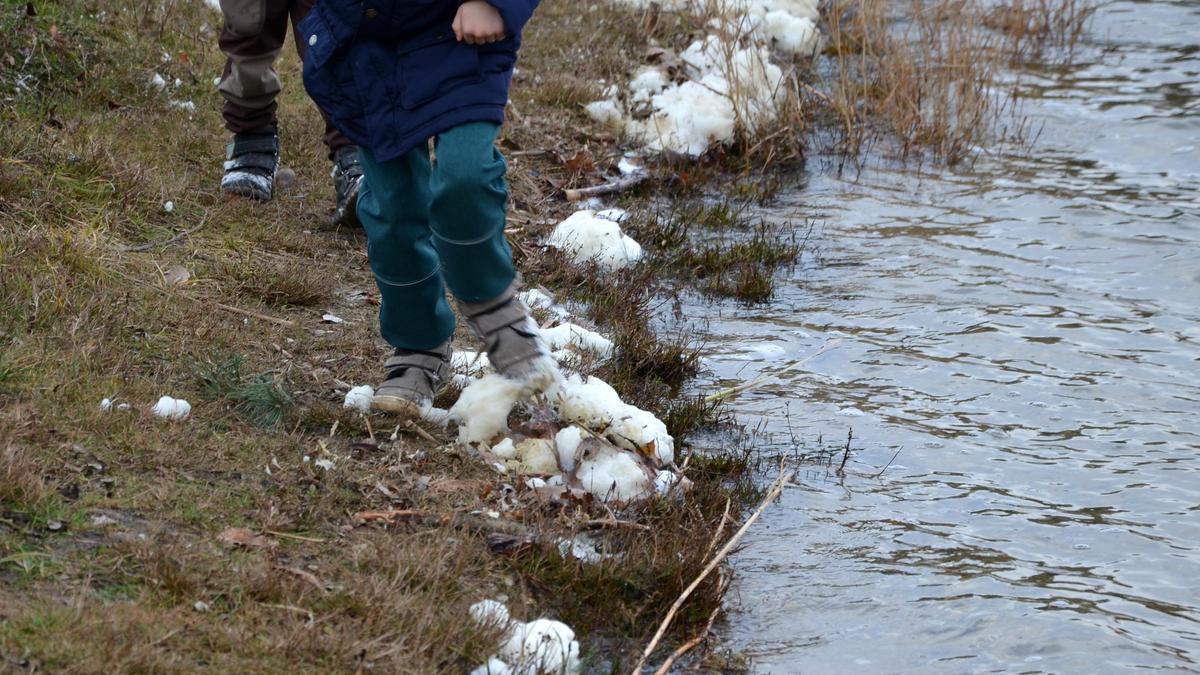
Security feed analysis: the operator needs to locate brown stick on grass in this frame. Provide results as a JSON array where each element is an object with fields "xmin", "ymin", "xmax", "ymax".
[
  {"xmin": 630, "ymin": 461, "xmax": 793, "ymax": 674},
  {"xmin": 564, "ymin": 173, "xmax": 648, "ymax": 201}
]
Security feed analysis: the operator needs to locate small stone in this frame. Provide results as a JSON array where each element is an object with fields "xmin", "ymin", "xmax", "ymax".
[
  {"xmin": 46, "ymin": 520, "xmax": 64, "ymax": 532},
  {"xmin": 276, "ymin": 167, "xmax": 296, "ymax": 188},
  {"xmin": 193, "ymin": 600, "xmax": 210, "ymax": 612}
]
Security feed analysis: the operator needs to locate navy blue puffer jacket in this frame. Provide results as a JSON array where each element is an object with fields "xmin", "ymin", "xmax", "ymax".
[{"xmin": 300, "ymin": 0, "xmax": 539, "ymax": 162}]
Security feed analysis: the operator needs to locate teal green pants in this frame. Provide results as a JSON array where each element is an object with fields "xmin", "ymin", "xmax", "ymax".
[{"xmin": 357, "ymin": 122, "xmax": 515, "ymax": 351}]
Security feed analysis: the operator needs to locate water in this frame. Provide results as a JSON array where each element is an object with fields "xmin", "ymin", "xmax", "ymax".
[{"xmin": 698, "ymin": 2, "xmax": 1200, "ymax": 671}]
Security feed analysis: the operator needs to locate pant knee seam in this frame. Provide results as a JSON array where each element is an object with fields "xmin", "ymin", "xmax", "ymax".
[
  {"xmin": 431, "ymin": 223, "xmax": 505, "ymax": 247},
  {"xmin": 375, "ymin": 265, "xmax": 441, "ymax": 288}
]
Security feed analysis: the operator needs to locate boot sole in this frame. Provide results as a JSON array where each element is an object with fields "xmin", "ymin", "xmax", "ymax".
[
  {"xmin": 221, "ymin": 183, "xmax": 273, "ymax": 202},
  {"xmin": 332, "ymin": 181, "xmax": 361, "ymax": 227},
  {"xmin": 371, "ymin": 394, "xmax": 422, "ymax": 418}
]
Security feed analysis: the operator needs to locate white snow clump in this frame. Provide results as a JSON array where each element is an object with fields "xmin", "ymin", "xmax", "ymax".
[
  {"xmin": 343, "ymin": 385, "xmax": 374, "ymax": 412},
  {"xmin": 576, "ymin": 440, "xmax": 656, "ymax": 502},
  {"xmin": 545, "ymin": 210, "xmax": 643, "ymax": 270},
  {"xmin": 469, "ymin": 600, "xmax": 581, "ymax": 675},
  {"xmin": 587, "ymin": 0, "xmax": 821, "ymax": 156},
  {"xmin": 469, "ymin": 657, "xmax": 513, "ymax": 675},
  {"xmin": 451, "ymin": 374, "xmax": 527, "ymax": 445},
  {"xmin": 553, "ymin": 374, "xmax": 674, "ymax": 465},
  {"xmin": 538, "ymin": 323, "xmax": 614, "ymax": 359},
  {"xmin": 152, "ymin": 396, "xmax": 191, "ymax": 420}
]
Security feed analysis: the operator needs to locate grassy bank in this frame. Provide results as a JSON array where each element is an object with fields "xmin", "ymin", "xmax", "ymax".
[
  {"xmin": 0, "ymin": 0, "xmax": 1093, "ymax": 671},
  {"xmin": 0, "ymin": 1, "xmax": 787, "ymax": 672}
]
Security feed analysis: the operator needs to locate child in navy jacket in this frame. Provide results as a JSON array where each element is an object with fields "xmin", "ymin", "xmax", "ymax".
[{"xmin": 301, "ymin": 0, "xmax": 550, "ymax": 414}]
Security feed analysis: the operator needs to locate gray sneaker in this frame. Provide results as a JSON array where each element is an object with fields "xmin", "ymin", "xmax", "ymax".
[
  {"xmin": 373, "ymin": 341, "xmax": 452, "ymax": 416},
  {"xmin": 456, "ymin": 283, "xmax": 556, "ymax": 388}
]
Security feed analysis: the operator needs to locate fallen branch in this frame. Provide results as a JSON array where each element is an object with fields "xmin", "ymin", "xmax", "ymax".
[
  {"xmin": 278, "ymin": 565, "xmax": 327, "ymax": 592},
  {"xmin": 262, "ymin": 603, "xmax": 314, "ymax": 624},
  {"xmin": 652, "ymin": 573, "xmax": 728, "ymax": 675},
  {"xmin": 630, "ymin": 462, "xmax": 792, "ymax": 675},
  {"xmin": 264, "ymin": 530, "xmax": 326, "ymax": 543},
  {"xmin": 582, "ymin": 518, "xmax": 652, "ymax": 532},
  {"xmin": 403, "ymin": 419, "xmax": 440, "ymax": 444},
  {"xmin": 351, "ymin": 509, "xmax": 531, "ymax": 537},
  {"xmin": 106, "ymin": 268, "xmax": 298, "ymax": 328},
  {"xmin": 564, "ymin": 172, "xmax": 648, "ymax": 202},
  {"xmin": 351, "ymin": 509, "xmax": 426, "ymax": 525},
  {"xmin": 212, "ymin": 301, "xmax": 296, "ymax": 327}
]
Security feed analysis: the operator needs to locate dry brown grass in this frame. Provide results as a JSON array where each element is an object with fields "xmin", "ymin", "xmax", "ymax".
[{"xmin": 817, "ymin": 0, "xmax": 1094, "ymax": 165}]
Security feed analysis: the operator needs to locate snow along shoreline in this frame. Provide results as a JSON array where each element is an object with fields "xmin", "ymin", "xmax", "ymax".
[{"xmin": 586, "ymin": 0, "xmax": 821, "ymax": 157}]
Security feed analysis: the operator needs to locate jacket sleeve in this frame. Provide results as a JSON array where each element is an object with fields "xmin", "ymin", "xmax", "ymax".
[{"xmin": 485, "ymin": 0, "xmax": 540, "ymax": 35}]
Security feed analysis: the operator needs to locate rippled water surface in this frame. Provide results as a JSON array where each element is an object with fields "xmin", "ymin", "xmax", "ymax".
[{"xmin": 698, "ymin": 2, "xmax": 1200, "ymax": 671}]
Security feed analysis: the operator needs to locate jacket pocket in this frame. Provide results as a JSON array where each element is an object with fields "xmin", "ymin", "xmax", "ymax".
[
  {"xmin": 299, "ymin": 10, "xmax": 364, "ymax": 138},
  {"xmin": 478, "ymin": 36, "xmax": 519, "ymax": 75},
  {"xmin": 218, "ymin": 0, "xmax": 265, "ymax": 38},
  {"xmin": 398, "ymin": 33, "xmax": 481, "ymax": 110}
]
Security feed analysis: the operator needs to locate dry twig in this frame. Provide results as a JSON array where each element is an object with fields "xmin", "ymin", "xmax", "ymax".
[
  {"xmin": 652, "ymin": 573, "xmax": 729, "ymax": 675},
  {"xmin": 564, "ymin": 173, "xmax": 648, "ymax": 201},
  {"xmin": 630, "ymin": 462, "xmax": 792, "ymax": 675}
]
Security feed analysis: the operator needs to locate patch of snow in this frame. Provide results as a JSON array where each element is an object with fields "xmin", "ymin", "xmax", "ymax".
[
  {"xmin": 150, "ymin": 72, "xmax": 167, "ymax": 89},
  {"xmin": 655, "ymin": 470, "xmax": 681, "ymax": 495},
  {"xmin": 553, "ymin": 374, "xmax": 674, "ymax": 464},
  {"xmin": 343, "ymin": 385, "xmax": 374, "ymax": 412},
  {"xmin": 468, "ymin": 598, "xmax": 511, "ymax": 624},
  {"xmin": 545, "ymin": 210, "xmax": 643, "ymax": 271},
  {"xmin": 453, "ymin": 350, "xmax": 492, "ymax": 376},
  {"xmin": 100, "ymin": 398, "xmax": 113, "ymax": 412},
  {"xmin": 321, "ymin": 313, "xmax": 346, "ymax": 324},
  {"xmin": 594, "ymin": 208, "xmax": 628, "ymax": 223},
  {"xmin": 492, "ymin": 437, "xmax": 518, "ymax": 460},
  {"xmin": 163, "ymin": 200, "xmax": 174, "ymax": 213},
  {"xmin": 314, "ymin": 458, "xmax": 335, "ymax": 471},
  {"xmin": 514, "ymin": 438, "xmax": 559, "ymax": 475},
  {"xmin": 576, "ymin": 442, "xmax": 655, "ymax": 503},
  {"xmin": 558, "ymin": 535, "xmax": 605, "ymax": 563},
  {"xmin": 152, "ymin": 396, "xmax": 191, "ymax": 420},
  {"xmin": 500, "ymin": 618, "xmax": 581, "ymax": 674},
  {"xmin": 469, "ymin": 658, "xmax": 513, "ymax": 675},
  {"xmin": 538, "ymin": 323, "xmax": 614, "ymax": 359},
  {"xmin": 584, "ymin": 100, "xmax": 624, "ymax": 129},
  {"xmin": 168, "ymin": 99, "xmax": 196, "ymax": 113},
  {"xmin": 592, "ymin": 0, "xmax": 820, "ymax": 155},
  {"xmin": 617, "ymin": 157, "xmax": 645, "ymax": 176},
  {"xmin": 451, "ymin": 374, "xmax": 526, "ymax": 445},
  {"xmin": 629, "ymin": 67, "xmax": 668, "ymax": 98},
  {"xmin": 554, "ymin": 426, "xmax": 585, "ymax": 474},
  {"xmin": 764, "ymin": 11, "xmax": 819, "ymax": 54}
]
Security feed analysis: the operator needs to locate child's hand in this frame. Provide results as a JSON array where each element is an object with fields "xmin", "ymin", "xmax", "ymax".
[{"xmin": 452, "ymin": 1, "xmax": 506, "ymax": 44}]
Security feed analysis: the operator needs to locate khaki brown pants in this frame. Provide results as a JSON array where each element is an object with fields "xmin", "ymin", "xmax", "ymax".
[{"xmin": 217, "ymin": 0, "xmax": 350, "ymax": 152}]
